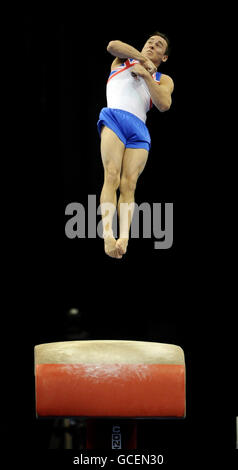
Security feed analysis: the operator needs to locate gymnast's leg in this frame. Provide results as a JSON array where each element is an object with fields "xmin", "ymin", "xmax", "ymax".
[
  {"xmin": 117, "ymin": 147, "xmax": 149, "ymax": 255},
  {"xmin": 100, "ymin": 126, "xmax": 125, "ymax": 258}
]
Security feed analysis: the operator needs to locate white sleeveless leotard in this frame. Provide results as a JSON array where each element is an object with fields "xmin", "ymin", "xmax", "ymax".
[{"xmin": 106, "ymin": 59, "xmax": 161, "ymax": 123}]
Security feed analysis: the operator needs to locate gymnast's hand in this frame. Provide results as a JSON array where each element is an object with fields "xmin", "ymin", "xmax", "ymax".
[
  {"xmin": 131, "ymin": 63, "xmax": 151, "ymax": 79},
  {"xmin": 140, "ymin": 57, "xmax": 157, "ymax": 74}
]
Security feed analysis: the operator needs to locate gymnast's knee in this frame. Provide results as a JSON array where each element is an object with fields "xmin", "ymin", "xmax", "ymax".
[
  {"xmin": 119, "ymin": 174, "xmax": 137, "ymax": 196},
  {"xmin": 104, "ymin": 165, "xmax": 121, "ymax": 190}
]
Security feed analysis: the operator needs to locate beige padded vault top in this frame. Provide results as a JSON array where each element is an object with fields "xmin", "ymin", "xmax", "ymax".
[{"xmin": 34, "ymin": 340, "xmax": 185, "ymax": 366}]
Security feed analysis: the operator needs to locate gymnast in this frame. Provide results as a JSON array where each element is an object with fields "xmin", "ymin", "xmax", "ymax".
[{"xmin": 97, "ymin": 32, "xmax": 174, "ymax": 258}]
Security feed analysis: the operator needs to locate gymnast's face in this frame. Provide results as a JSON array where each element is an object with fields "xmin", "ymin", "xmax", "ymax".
[{"xmin": 141, "ymin": 36, "xmax": 168, "ymax": 67}]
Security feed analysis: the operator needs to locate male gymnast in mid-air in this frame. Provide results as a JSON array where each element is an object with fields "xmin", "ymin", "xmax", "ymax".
[{"xmin": 97, "ymin": 32, "xmax": 174, "ymax": 258}]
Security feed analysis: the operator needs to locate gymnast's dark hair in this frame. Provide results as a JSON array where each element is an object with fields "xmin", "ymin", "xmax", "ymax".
[{"xmin": 149, "ymin": 31, "xmax": 170, "ymax": 56}]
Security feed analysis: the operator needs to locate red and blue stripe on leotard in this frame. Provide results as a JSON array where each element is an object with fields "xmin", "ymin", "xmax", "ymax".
[
  {"xmin": 108, "ymin": 59, "xmax": 162, "ymax": 83},
  {"xmin": 107, "ymin": 59, "xmax": 139, "ymax": 82}
]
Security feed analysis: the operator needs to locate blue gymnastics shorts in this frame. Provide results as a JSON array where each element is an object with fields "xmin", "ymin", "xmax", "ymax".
[{"xmin": 97, "ymin": 108, "xmax": 151, "ymax": 151}]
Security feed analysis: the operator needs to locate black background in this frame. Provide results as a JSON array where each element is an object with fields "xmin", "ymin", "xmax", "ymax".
[{"xmin": 20, "ymin": 6, "xmax": 237, "ymax": 464}]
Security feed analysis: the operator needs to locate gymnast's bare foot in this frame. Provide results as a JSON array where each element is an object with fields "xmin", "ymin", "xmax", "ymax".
[
  {"xmin": 104, "ymin": 236, "xmax": 122, "ymax": 259},
  {"xmin": 116, "ymin": 238, "xmax": 129, "ymax": 257}
]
